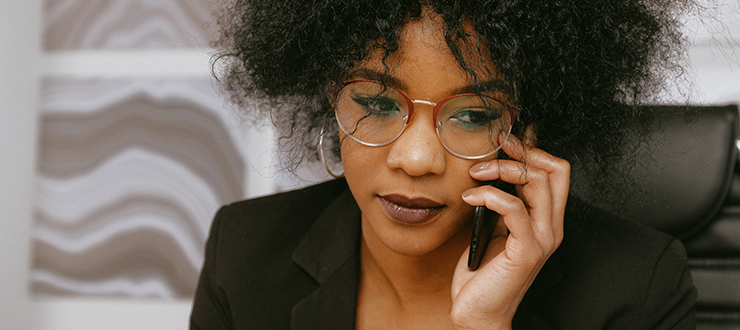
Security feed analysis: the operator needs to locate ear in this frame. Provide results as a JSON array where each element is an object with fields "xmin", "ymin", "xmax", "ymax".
[{"xmin": 522, "ymin": 122, "xmax": 538, "ymax": 148}]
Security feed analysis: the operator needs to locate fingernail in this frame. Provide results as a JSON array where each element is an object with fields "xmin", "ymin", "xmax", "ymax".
[
  {"xmin": 462, "ymin": 188, "xmax": 474, "ymax": 198},
  {"xmin": 470, "ymin": 162, "xmax": 488, "ymax": 173}
]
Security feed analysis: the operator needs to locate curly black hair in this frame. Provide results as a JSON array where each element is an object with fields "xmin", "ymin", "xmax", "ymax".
[{"xmin": 212, "ymin": 0, "xmax": 696, "ymax": 200}]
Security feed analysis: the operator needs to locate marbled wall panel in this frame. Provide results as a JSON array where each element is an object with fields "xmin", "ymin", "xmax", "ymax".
[
  {"xmin": 44, "ymin": 0, "xmax": 216, "ymax": 50},
  {"xmin": 33, "ymin": 78, "xmax": 248, "ymax": 299}
]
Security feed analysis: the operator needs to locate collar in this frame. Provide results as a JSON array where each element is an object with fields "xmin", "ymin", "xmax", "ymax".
[{"xmin": 290, "ymin": 186, "xmax": 362, "ymax": 329}]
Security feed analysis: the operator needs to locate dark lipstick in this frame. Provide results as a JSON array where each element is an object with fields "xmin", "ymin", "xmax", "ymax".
[{"xmin": 379, "ymin": 194, "xmax": 445, "ymax": 224}]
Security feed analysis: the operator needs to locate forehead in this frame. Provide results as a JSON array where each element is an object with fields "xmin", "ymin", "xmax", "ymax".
[{"xmin": 348, "ymin": 9, "xmax": 500, "ymax": 98}]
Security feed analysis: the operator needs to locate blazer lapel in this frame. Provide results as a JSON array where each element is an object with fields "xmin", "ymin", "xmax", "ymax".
[
  {"xmin": 290, "ymin": 188, "xmax": 362, "ymax": 329},
  {"xmin": 288, "ymin": 182, "xmax": 566, "ymax": 330}
]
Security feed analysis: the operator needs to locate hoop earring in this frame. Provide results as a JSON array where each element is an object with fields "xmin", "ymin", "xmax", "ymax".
[{"xmin": 319, "ymin": 124, "xmax": 344, "ymax": 178}]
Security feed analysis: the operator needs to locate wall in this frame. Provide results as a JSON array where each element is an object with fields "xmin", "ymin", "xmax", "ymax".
[
  {"xmin": 686, "ymin": 1, "xmax": 740, "ymax": 105},
  {"xmin": 0, "ymin": 1, "xmax": 41, "ymax": 329}
]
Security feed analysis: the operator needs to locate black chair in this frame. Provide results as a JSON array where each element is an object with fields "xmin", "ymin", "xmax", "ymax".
[{"xmin": 573, "ymin": 104, "xmax": 740, "ymax": 329}]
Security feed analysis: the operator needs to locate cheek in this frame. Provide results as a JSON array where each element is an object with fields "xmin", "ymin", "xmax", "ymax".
[
  {"xmin": 340, "ymin": 135, "xmax": 383, "ymax": 189},
  {"xmin": 340, "ymin": 138, "xmax": 390, "ymax": 226},
  {"xmin": 339, "ymin": 133, "xmax": 369, "ymax": 173}
]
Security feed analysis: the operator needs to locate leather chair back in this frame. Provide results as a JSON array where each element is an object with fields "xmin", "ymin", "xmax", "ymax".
[{"xmin": 573, "ymin": 104, "xmax": 739, "ymax": 329}]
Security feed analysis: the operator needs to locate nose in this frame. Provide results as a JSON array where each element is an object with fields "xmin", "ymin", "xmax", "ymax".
[{"xmin": 386, "ymin": 105, "xmax": 446, "ymax": 176}]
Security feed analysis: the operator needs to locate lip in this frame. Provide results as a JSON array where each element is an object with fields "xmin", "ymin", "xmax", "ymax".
[{"xmin": 379, "ymin": 194, "xmax": 446, "ymax": 225}]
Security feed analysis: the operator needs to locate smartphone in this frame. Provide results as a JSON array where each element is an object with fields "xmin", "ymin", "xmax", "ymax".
[
  {"xmin": 467, "ymin": 158, "xmax": 514, "ymax": 270},
  {"xmin": 467, "ymin": 185, "xmax": 500, "ymax": 270}
]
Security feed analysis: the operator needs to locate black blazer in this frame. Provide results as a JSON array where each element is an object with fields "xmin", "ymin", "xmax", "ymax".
[{"xmin": 190, "ymin": 178, "xmax": 696, "ymax": 329}]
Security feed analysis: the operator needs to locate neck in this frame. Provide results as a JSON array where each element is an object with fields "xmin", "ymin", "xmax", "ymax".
[
  {"xmin": 356, "ymin": 217, "xmax": 472, "ymax": 329},
  {"xmin": 359, "ymin": 218, "xmax": 472, "ymax": 304}
]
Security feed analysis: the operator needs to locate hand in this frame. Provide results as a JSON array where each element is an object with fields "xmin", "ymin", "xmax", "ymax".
[{"xmin": 449, "ymin": 126, "xmax": 571, "ymax": 330}]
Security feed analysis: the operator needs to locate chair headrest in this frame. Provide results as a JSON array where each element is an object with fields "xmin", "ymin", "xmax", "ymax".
[{"xmin": 574, "ymin": 105, "xmax": 738, "ymax": 239}]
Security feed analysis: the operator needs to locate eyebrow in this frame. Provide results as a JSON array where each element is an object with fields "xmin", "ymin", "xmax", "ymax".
[
  {"xmin": 347, "ymin": 68, "xmax": 409, "ymax": 91},
  {"xmin": 347, "ymin": 67, "xmax": 510, "ymax": 97},
  {"xmin": 451, "ymin": 79, "xmax": 511, "ymax": 96}
]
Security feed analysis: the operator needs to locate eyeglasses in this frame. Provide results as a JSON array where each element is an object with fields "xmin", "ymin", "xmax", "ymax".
[{"xmin": 332, "ymin": 80, "xmax": 518, "ymax": 159}]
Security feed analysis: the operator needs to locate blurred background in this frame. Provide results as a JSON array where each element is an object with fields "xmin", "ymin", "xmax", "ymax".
[{"xmin": 1, "ymin": 0, "xmax": 739, "ymax": 329}]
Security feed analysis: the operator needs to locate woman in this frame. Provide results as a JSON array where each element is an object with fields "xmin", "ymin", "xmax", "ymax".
[{"xmin": 191, "ymin": 0, "xmax": 697, "ymax": 329}]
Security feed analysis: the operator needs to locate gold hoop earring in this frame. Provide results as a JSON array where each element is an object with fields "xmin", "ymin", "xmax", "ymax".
[{"xmin": 319, "ymin": 124, "xmax": 344, "ymax": 178}]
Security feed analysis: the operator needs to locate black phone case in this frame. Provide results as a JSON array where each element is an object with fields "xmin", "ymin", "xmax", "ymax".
[
  {"xmin": 467, "ymin": 173, "xmax": 514, "ymax": 270},
  {"xmin": 466, "ymin": 151, "xmax": 512, "ymax": 270},
  {"xmin": 468, "ymin": 204, "xmax": 498, "ymax": 270}
]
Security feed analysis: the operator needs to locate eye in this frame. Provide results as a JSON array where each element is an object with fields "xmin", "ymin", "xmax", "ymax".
[
  {"xmin": 448, "ymin": 107, "xmax": 504, "ymax": 131},
  {"xmin": 351, "ymin": 94, "xmax": 401, "ymax": 118}
]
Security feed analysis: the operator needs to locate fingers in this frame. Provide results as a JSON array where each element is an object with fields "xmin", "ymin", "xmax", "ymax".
[
  {"xmin": 450, "ymin": 128, "xmax": 570, "ymax": 327},
  {"xmin": 463, "ymin": 132, "xmax": 570, "ymax": 253},
  {"xmin": 475, "ymin": 133, "xmax": 570, "ymax": 215},
  {"xmin": 462, "ymin": 184, "xmax": 550, "ymax": 262},
  {"xmin": 463, "ymin": 184, "xmax": 537, "ymax": 242},
  {"xmin": 504, "ymin": 132, "xmax": 571, "ymax": 223}
]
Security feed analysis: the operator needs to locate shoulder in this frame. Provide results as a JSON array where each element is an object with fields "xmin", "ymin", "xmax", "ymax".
[
  {"xmin": 534, "ymin": 195, "xmax": 696, "ymax": 329},
  {"xmin": 559, "ymin": 195, "xmax": 685, "ymax": 278},
  {"xmin": 209, "ymin": 178, "xmax": 350, "ymax": 265},
  {"xmin": 191, "ymin": 178, "xmax": 352, "ymax": 329}
]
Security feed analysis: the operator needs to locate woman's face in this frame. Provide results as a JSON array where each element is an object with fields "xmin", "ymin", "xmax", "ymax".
[{"xmin": 340, "ymin": 12, "xmax": 503, "ymax": 257}]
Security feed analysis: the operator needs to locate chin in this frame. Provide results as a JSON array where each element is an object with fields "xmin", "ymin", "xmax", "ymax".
[
  {"xmin": 386, "ymin": 238, "xmax": 444, "ymax": 257},
  {"xmin": 376, "ymin": 220, "xmax": 471, "ymax": 258}
]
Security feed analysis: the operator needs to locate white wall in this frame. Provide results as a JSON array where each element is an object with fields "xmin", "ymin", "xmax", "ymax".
[
  {"xmin": 685, "ymin": 0, "xmax": 740, "ymax": 105},
  {"xmin": 0, "ymin": 1, "xmax": 41, "ymax": 329}
]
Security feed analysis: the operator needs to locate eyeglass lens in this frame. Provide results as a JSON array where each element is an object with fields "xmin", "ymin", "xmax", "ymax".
[{"xmin": 334, "ymin": 80, "xmax": 513, "ymax": 159}]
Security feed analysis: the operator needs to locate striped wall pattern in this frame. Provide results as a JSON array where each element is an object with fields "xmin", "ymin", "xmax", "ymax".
[
  {"xmin": 44, "ymin": 0, "xmax": 216, "ymax": 50},
  {"xmin": 35, "ymin": 0, "xmax": 243, "ymax": 300},
  {"xmin": 35, "ymin": 0, "xmax": 322, "ymax": 300},
  {"xmin": 33, "ymin": 78, "xmax": 250, "ymax": 299}
]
